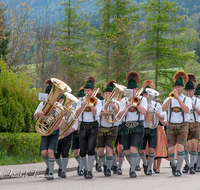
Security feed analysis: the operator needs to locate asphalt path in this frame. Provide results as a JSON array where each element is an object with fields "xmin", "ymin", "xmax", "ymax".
[{"xmin": 1, "ymin": 159, "xmax": 200, "ymax": 190}]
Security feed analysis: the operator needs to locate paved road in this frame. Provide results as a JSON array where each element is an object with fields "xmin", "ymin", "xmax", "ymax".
[{"xmin": 1, "ymin": 159, "xmax": 200, "ymax": 190}]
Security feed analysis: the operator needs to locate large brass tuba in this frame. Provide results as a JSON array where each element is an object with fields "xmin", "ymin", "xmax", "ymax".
[
  {"xmin": 145, "ymin": 88, "xmax": 160, "ymax": 129},
  {"xmin": 104, "ymin": 83, "xmax": 125, "ymax": 124},
  {"xmin": 59, "ymin": 92, "xmax": 78, "ymax": 140},
  {"xmin": 35, "ymin": 78, "xmax": 71, "ymax": 136}
]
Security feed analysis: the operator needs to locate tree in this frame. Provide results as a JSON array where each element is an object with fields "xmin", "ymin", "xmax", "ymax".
[
  {"xmin": 195, "ymin": 39, "xmax": 200, "ymax": 64},
  {"xmin": 55, "ymin": 0, "xmax": 98, "ymax": 93},
  {"xmin": 139, "ymin": 0, "xmax": 197, "ymax": 92},
  {"xmin": 0, "ymin": 3, "xmax": 10, "ymax": 61}
]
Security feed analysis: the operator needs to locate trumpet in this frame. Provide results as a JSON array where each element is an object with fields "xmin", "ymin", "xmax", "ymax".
[{"xmin": 169, "ymin": 90, "xmax": 178, "ymax": 99}]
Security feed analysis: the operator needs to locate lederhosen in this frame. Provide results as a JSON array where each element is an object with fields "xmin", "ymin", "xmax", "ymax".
[
  {"xmin": 140, "ymin": 102, "xmax": 158, "ymax": 150},
  {"xmin": 98, "ymin": 101, "xmax": 118, "ymax": 149},
  {"xmin": 167, "ymin": 97, "xmax": 188, "ymax": 147},
  {"xmin": 79, "ymin": 106, "xmax": 98, "ymax": 157},
  {"xmin": 122, "ymin": 97, "xmax": 144, "ymax": 150},
  {"xmin": 188, "ymin": 98, "xmax": 199, "ymax": 141}
]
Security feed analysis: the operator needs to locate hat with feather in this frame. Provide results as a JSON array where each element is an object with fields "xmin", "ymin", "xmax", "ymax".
[
  {"xmin": 84, "ymin": 76, "xmax": 96, "ymax": 89},
  {"xmin": 194, "ymin": 82, "xmax": 200, "ymax": 96},
  {"xmin": 184, "ymin": 73, "xmax": 196, "ymax": 90},
  {"xmin": 77, "ymin": 86, "xmax": 85, "ymax": 97},
  {"xmin": 126, "ymin": 71, "xmax": 140, "ymax": 89},
  {"xmin": 141, "ymin": 80, "xmax": 155, "ymax": 94},
  {"xmin": 96, "ymin": 92, "xmax": 104, "ymax": 100},
  {"xmin": 173, "ymin": 71, "xmax": 188, "ymax": 87},
  {"xmin": 103, "ymin": 80, "xmax": 116, "ymax": 93}
]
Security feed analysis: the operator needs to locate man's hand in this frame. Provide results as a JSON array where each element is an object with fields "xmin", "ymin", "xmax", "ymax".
[
  {"xmin": 156, "ymin": 112, "xmax": 161, "ymax": 118},
  {"xmin": 172, "ymin": 89, "xmax": 179, "ymax": 99},
  {"xmin": 126, "ymin": 103, "xmax": 132, "ymax": 109},
  {"xmin": 103, "ymin": 109, "xmax": 110, "ymax": 116},
  {"xmin": 64, "ymin": 131, "xmax": 70, "ymax": 137},
  {"xmin": 53, "ymin": 125, "xmax": 60, "ymax": 131},
  {"xmin": 37, "ymin": 111, "xmax": 45, "ymax": 119},
  {"xmin": 109, "ymin": 102, "xmax": 115, "ymax": 109}
]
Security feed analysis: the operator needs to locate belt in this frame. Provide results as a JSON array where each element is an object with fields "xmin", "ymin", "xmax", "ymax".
[
  {"xmin": 84, "ymin": 107, "xmax": 91, "ymax": 112},
  {"xmin": 125, "ymin": 121, "xmax": 143, "ymax": 128},
  {"xmin": 171, "ymin": 107, "xmax": 182, "ymax": 113},
  {"xmin": 128, "ymin": 107, "xmax": 137, "ymax": 112}
]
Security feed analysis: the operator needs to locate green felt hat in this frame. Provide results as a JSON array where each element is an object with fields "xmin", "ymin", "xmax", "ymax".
[
  {"xmin": 84, "ymin": 76, "xmax": 95, "ymax": 89},
  {"xmin": 142, "ymin": 86, "xmax": 150, "ymax": 94},
  {"xmin": 77, "ymin": 89, "xmax": 85, "ymax": 97},
  {"xmin": 126, "ymin": 71, "xmax": 139, "ymax": 89},
  {"xmin": 184, "ymin": 73, "xmax": 196, "ymax": 90},
  {"xmin": 103, "ymin": 80, "xmax": 116, "ymax": 93},
  {"xmin": 173, "ymin": 71, "xmax": 188, "ymax": 87},
  {"xmin": 173, "ymin": 77, "xmax": 184, "ymax": 87},
  {"xmin": 184, "ymin": 81, "xmax": 195, "ymax": 90},
  {"xmin": 45, "ymin": 85, "xmax": 52, "ymax": 94},
  {"xmin": 194, "ymin": 87, "xmax": 200, "ymax": 96}
]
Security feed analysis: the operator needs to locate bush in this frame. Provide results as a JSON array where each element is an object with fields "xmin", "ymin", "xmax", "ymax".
[
  {"xmin": 0, "ymin": 133, "xmax": 41, "ymax": 156},
  {"xmin": 0, "ymin": 58, "xmax": 39, "ymax": 132}
]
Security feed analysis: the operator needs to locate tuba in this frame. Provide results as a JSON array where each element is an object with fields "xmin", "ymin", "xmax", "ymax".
[
  {"xmin": 35, "ymin": 78, "xmax": 71, "ymax": 136},
  {"xmin": 104, "ymin": 83, "xmax": 125, "ymax": 124},
  {"xmin": 145, "ymin": 88, "xmax": 160, "ymax": 129},
  {"xmin": 59, "ymin": 92, "xmax": 78, "ymax": 140}
]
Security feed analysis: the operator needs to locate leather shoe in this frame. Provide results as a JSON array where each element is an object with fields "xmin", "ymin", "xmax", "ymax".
[
  {"xmin": 84, "ymin": 170, "xmax": 88, "ymax": 179},
  {"xmin": 105, "ymin": 169, "xmax": 111, "ymax": 177},
  {"xmin": 96, "ymin": 163, "xmax": 98, "ymax": 171},
  {"xmin": 190, "ymin": 167, "xmax": 195, "ymax": 174},
  {"xmin": 87, "ymin": 171, "xmax": 93, "ymax": 179},
  {"xmin": 135, "ymin": 165, "xmax": 141, "ymax": 171},
  {"xmin": 196, "ymin": 166, "xmax": 200, "ymax": 172},
  {"xmin": 78, "ymin": 170, "xmax": 83, "ymax": 176},
  {"xmin": 146, "ymin": 170, "xmax": 152, "ymax": 175},
  {"xmin": 97, "ymin": 165, "xmax": 102, "ymax": 172},
  {"xmin": 61, "ymin": 172, "xmax": 66, "ymax": 178},
  {"xmin": 174, "ymin": 170, "xmax": 181, "ymax": 177},
  {"xmin": 58, "ymin": 168, "xmax": 62, "ymax": 177},
  {"xmin": 113, "ymin": 166, "xmax": 118, "ymax": 174},
  {"xmin": 129, "ymin": 171, "xmax": 137, "ymax": 178},
  {"xmin": 143, "ymin": 164, "xmax": 148, "ymax": 174},
  {"xmin": 103, "ymin": 165, "xmax": 107, "ymax": 175},
  {"xmin": 182, "ymin": 164, "xmax": 189, "ymax": 173},
  {"xmin": 194, "ymin": 163, "xmax": 197, "ymax": 171},
  {"xmin": 117, "ymin": 168, "xmax": 122, "ymax": 175},
  {"xmin": 171, "ymin": 165, "xmax": 177, "ymax": 176}
]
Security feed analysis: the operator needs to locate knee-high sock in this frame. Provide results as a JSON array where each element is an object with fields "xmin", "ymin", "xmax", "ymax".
[
  {"xmin": 197, "ymin": 152, "xmax": 200, "ymax": 167},
  {"xmin": 75, "ymin": 156, "xmax": 83, "ymax": 171},
  {"xmin": 130, "ymin": 153, "xmax": 139, "ymax": 172},
  {"xmin": 118, "ymin": 152, "xmax": 124, "ymax": 169},
  {"xmin": 88, "ymin": 155, "xmax": 95, "ymax": 172},
  {"xmin": 125, "ymin": 154, "xmax": 131, "ymax": 166},
  {"xmin": 177, "ymin": 151, "xmax": 185, "ymax": 171},
  {"xmin": 99, "ymin": 154, "xmax": 107, "ymax": 166},
  {"xmin": 137, "ymin": 156, "xmax": 141, "ymax": 166},
  {"xmin": 81, "ymin": 156, "xmax": 88, "ymax": 171},
  {"xmin": 139, "ymin": 152, "xmax": 147, "ymax": 166},
  {"xmin": 147, "ymin": 153, "xmax": 155, "ymax": 171},
  {"xmin": 112, "ymin": 152, "xmax": 117, "ymax": 166},
  {"xmin": 49, "ymin": 157, "xmax": 55, "ymax": 174},
  {"xmin": 95, "ymin": 151, "xmax": 99, "ymax": 163},
  {"xmin": 106, "ymin": 156, "xmax": 113, "ymax": 170},
  {"xmin": 190, "ymin": 151, "xmax": 198, "ymax": 168},
  {"xmin": 185, "ymin": 149, "xmax": 190, "ymax": 166},
  {"xmin": 62, "ymin": 157, "xmax": 68, "ymax": 173},
  {"xmin": 42, "ymin": 155, "xmax": 49, "ymax": 168},
  {"xmin": 168, "ymin": 152, "xmax": 176, "ymax": 166},
  {"xmin": 55, "ymin": 157, "xmax": 62, "ymax": 169}
]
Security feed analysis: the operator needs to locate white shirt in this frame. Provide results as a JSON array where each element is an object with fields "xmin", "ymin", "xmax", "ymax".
[
  {"xmin": 188, "ymin": 96, "xmax": 200, "ymax": 123},
  {"xmin": 76, "ymin": 96, "xmax": 102, "ymax": 122},
  {"xmin": 163, "ymin": 94, "xmax": 192, "ymax": 123},
  {"xmin": 119, "ymin": 96, "xmax": 147, "ymax": 122},
  {"xmin": 144, "ymin": 100, "xmax": 164, "ymax": 128},
  {"xmin": 100, "ymin": 99, "xmax": 120, "ymax": 128}
]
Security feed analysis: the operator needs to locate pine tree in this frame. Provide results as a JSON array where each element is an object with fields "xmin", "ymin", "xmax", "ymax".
[
  {"xmin": 139, "ymin": 0, "xmax": 196, "ymax": 92},
  {"xmin": 195, "ymin": 39, "xmax": 200, "ymax": 63}
]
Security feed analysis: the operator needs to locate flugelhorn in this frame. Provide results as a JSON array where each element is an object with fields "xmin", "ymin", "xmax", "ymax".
[
  {"xmin": 169, "ymin": 90, "xmax": 178, "ymax": 99},
  {"xmin": 35, "ymin": 78, "xmax": 71, "ymax": 136}
]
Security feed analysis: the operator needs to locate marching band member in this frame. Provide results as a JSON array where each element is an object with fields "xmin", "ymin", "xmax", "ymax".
[
  {"xmin": 183, "ymin": 74, "xmax": 200, "ymax": 174},
  {"xmin": 139, "ymin": 80, "xmax": 164, "ymax": 175},
  {"xmin": 118, "ymin": 71, "xmax": 147, "ymax": 178},
  {"xmin": 34, "ymin": 80, "xmax": 64, "ymax": 180},
  {"xmin": 75, "ymin": 76, "xmax": 102, "ymax": 179},
  {"xmin": 97, "ymin": 80, "xmax": 119, "ymax": 177},
  {"xmin": 162, "ymin": 71, "xmax": 192, "ymax": 177}
]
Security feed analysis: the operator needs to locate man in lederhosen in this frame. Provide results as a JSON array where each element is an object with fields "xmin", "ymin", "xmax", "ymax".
[
  {"xmin": 139, "ymin": 80, "xmax": 164, "ymax": 175},
  {"xmin": 182, "ymin": 74, "xmax": 200, "ymax": 174},
  {"xmin": 118, "ymin": 71, "xmax": 147, "ymax": 178},
  {"xmin": 162, "ymin": 71, "xmax": 192, "ymax": 177},
  {"xmin": 75, "ymin": 76, "xmax": 102, "ymax": 179},
  {"xmin": 97, "ymin": 80, "xmax": 119, "ymax": 177}
]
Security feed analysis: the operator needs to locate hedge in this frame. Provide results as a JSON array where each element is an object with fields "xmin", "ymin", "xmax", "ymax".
[{"xmin": 0, "ymin": 133, "xmax": 41, "ymax": 157}]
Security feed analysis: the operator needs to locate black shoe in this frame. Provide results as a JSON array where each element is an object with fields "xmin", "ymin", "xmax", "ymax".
[
  {"xmin": 78, "ymin": 170, "xmax": 83, "ymax": 176},
  {"xmin": 153, "ymin": 169, "xmax": 156, "ymax": 173},
  {"xmin": 84, "ymin": 170, "xmax": 88, "ymax": 179},
  {"xmin": 45, "ymin": 168, "xmax": 49, "ymax": 178},
  {"xmin": 146, "ymin": 170, "xmax": 152, "ymax": 175},
  {"xmin": 117, "ymin": 168, "xmax": 122, "ymax": 175},
  {"xmin": 171, "ymin": 165, "xmax": 177, "ymax": 176},
  {"xmin": 135, "ymin": 165, "xmax": 141, "ymax": 171},
  {"xmin": 143, "ymin": 164, "xmax": 148, "ymax": 174},
  {"xmin": 190, "ymin": 167, "xmax": 195, "ymax": 174},
  {"xmin": 111, "ymin": 165, "xmax": 114, "ymax": 170},
  {"xmin": 113, "ymin": 166, "xmax": 118, "ymax": 174},
  {"xmin": 103, "ymin": 165, "xmax": 107, "ymax": 175},
  {"xmin": 105, "ymin": 169, "xmax": 111, "ymax": 177},
  {"xmin": 87, "ymin": 171, "xmax": 93, "ymax": 179},
  {"xmin": 58, "ymin": 168, "xmax": 62, "ymax": 177},
  {"xmin": 196, "ymin": 166, "xmax": 200, "ymax": 172},
  {"xmin": 194, "ymin": 163, "xmax": 197, "ymax": 171},
  {"xmin": 175, "ymin": 170, "xmax": 181, "ymax": 177},
  {"xmin": 77, "ymin": 166, "xmax": 80, "ymax": 175},
  {"xmin": 182, "ymin": 164, "xmax": 189, "ymax": 173},
  {"xmin": 97, "ymin": 165, "xmax": 102, "ymax": 172},
  {"xmin": 129, "ymin": 171, "xmax": 137, "ymax": 178},
  {"xmin": 96, "ymin": 163, "xmax": 98, "ymax": 171},
  {"xmin": 155, "ymin": 171, "xmax": 160, "ymax": 173},
  {"xmin": 47, "ymin": 172, "xmax": 54, "ymax": 180},
  {"xmin": 61, "ymin": 172, "xmax": 66, "ymax": 178}
]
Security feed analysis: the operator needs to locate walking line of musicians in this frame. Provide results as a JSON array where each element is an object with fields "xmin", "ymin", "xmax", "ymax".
[{"xmin": 34, "ymin": 70, "xmax": 200, "ymax": 180}]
